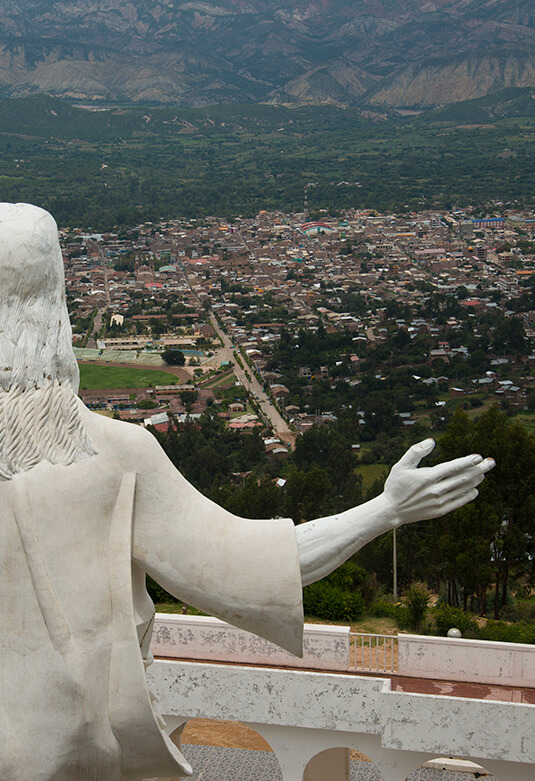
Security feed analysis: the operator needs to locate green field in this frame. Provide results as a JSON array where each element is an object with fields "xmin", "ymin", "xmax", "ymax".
[
  {"xmin": 511, "ymin": 410, "xmax": 535, "ymax": 435},
  {"xmin": 78, "ymin": 363, "xmax": 178, "ymax": 390},
  {"xmin": 355, "ymin": 462, "xmax": 388, "ymax": 490}
]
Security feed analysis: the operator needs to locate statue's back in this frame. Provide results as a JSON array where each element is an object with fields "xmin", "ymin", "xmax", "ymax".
[{"xmin": 0, "ymin": 461, "xmax": 183, "ymax": 781}]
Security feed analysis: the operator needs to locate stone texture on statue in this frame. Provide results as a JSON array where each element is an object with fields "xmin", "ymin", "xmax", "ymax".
[
  {"xmin": 0, "ymin": 203, "xmax": 494, "ymax": 781},
  {"xmin": 0, "ymin": 204, "xmax": 304, "ymax": 780}
]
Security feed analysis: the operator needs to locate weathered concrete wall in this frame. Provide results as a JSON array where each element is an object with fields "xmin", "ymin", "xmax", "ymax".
[
  {"xmin": 148, "ymin": 659, "xmax": 535, "ymax": 780},
  {"xmin": 398, "ymin": 633, "xmax": 535, "ymax": 687},
  {"xmin": 151, "ymin": 614, "xmax": 350, "ymax": 671}
]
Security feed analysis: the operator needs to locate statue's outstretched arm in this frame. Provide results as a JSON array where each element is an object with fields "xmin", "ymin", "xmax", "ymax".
[
  {"xmin": 296, "ymin": 438, "xmax": 495, "ymax": 586},
  {"xmin": 127, "ymin": 426, "xmax": 492, "ymax": 652},
  {"xmin": 130, "ymin": 426, "xmax": 492, "ymax": 599}
]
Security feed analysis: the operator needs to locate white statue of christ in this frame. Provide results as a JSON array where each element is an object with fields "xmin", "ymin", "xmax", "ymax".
[{"xmin": 0, "ymin": 203, "xmax": 494, "ymax": 781}]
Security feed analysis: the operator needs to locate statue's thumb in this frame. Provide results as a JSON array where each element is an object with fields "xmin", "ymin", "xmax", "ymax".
[{"xmin": 398, "ymin": 438, "xmax": 435, "ymax": 469}]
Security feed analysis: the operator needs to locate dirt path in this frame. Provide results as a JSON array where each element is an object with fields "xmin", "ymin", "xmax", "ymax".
[
  {"xmin": 182, "ymin": 719, "xmax": 271, "ymax": 750},
  {"xmin": 180, "ymin": 719, "xmax": 371, "ymax": 763}
]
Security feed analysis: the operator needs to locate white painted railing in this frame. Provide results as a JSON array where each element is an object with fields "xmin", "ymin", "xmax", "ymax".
[
  {"xmin": 349, "ymin": 632, "xmax": 398, "ymax": 673},
  {"xmin": 152, "ymin": 616, "xmax": 400, "ymax": 675}
]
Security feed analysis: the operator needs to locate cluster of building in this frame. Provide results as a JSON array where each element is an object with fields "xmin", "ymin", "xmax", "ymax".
[{"xmin": 63, "ymin": 206, "xmax": 535, "ymax": 434}]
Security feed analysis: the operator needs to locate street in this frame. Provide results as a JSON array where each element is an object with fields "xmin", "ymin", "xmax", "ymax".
[{"xmin": 209, "ymin": 314, "xmax": 295, "ymax": 447}]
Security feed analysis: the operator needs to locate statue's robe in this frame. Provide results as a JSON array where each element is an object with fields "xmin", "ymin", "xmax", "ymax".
[{"xmin": 0, "ymin": 414, "xmax": 303, "ymax": 781}]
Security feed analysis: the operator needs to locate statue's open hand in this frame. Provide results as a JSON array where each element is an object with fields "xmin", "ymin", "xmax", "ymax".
[{"xmin": 383, "ymin": 438, "xmax": 495, "ymax": 527}]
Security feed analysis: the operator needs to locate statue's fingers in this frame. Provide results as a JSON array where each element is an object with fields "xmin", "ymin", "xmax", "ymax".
[
  {"xmin": 432, "ymin": 454, "xmax": 493, "ymax": 481},
  {"xmin": 402, "ymin": 485, "xmax": 481, "ymax": 524},
  {"xmin": 395, "ymin": 438, "xmax": 435, "ymax": 470},
  {"xmin": 435, "ymin": 487, "xmax": 480, "ymax": 516},
  {"xmin": 481, "ymin": 457, "xmax": 496, "ymax": 473},
  {"xmin": 435, "ymin": 469, "xmax": 486, "ymax": 497}
]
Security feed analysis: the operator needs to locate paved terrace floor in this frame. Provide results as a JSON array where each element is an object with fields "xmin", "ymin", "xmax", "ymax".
[
  {"xmin": 178, "ymin": 744, "xmax": 494, "ymax": 781},
  {"xmin": 390, "ymin": 675, "xmax": 535, "ymax": 704}
]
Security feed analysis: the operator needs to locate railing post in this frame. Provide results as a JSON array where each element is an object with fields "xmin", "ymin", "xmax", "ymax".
[{"xmin": 348, "ymin": 632, "xmax": 398, "ymax": 674}]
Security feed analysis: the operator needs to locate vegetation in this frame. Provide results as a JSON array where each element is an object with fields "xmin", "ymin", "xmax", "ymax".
[
  {"xmin": 404, "ymin": 586, "xmax": 430, "ymax": 632},
  {"xmin": 1, "ymin": 95, "xmax": 534, "ymax": 230},
  {"xmin": 78, "ymin": 363, "xmax": 175, "ymax": 389},
  {"xmin": 43, "ymin": 87, "xmax": 535, "ymax": 636},
  {"xmin": 161, "ymin": 349, "xmax": 185, "ymax": 366},
  {"xmin": 146, "ymin": 404, "xmax": 535, "ymax": 638}
]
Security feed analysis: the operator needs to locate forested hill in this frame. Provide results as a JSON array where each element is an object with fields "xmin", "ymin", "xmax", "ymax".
[{"xmin": 0, "ymin": 0, "xmax": 534, "ymax": 107}]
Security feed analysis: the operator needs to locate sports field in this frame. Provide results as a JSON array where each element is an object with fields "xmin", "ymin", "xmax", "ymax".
[{"xmin": 78, "ymin": 363, "xmax": 179, "ymax": 390}]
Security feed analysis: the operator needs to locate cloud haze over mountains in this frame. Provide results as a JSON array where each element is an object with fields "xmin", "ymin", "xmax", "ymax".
[{"xmin": 0, "ymin": 1, "xmax": 534, "ymax": 106}]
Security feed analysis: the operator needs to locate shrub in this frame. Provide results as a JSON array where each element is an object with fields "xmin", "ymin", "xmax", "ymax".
[
  {"xmin": 324, "ymin": 561, "xmax": 367, "ymax": 591},
  {"xmin": 359, "ymin": 571, "xmax": 385, "ymax": 610},
  {"xmin": 303, "ymin": 582, "xmax": 364, "ymax": 622},
  {"xmin": 370, "ymin": 597, "xmax": 398, "ymax": 619},
  {"xmin": 393, "ymin": 603, "xmax": 411, "ymax": 631},
  {"xmin": 146, "ymin": 575, "xmax": 179, "ymax": 605},
  {"xmin": 405, "ymin": 586, "xmax": 429, "ymax": 632},
  {"xmin": 478, "ymin": 620, "xmax": 535, "ymax": 644},
  {"xmin": 433, "ymin": 604, "xmax": 478, "ymax": 637}
]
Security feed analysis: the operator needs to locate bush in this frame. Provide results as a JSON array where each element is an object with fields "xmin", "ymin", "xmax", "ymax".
[
  {"xmin": 516, "ymin": 601, "xmax": 535, "ymax": 623},
  {"xmin": 404, "ymin": 586, "xmax": 429, "ymax": 631},
  {"xmin": 324, "ymin": 561, "xmax": 367, "ymax": 591},
  {"xmin": 370, "ymin": 597, "xmax": 398, "ymax": 619},
  {"xmin": 478, "ymin": 620, "xmax": 535, "ymax": 644},
  {"xmin": 433, "ymin": 604, "xmax": 478, "ymax": 637},
  {"xmin": 303, "ymin": 582, "xmax": 365, "ymax": 622},
  {"xmin": 392, "ymin": 603, "xmax": 411, "ymax": 631},
  {"xmin": 146, "ymin": 575, "xmax": 179, "ymax": 605},
  {"xmin": 376, "ymin": 588, "xmax": 430, "ymax": 633},
  {"xmin": 359, "ymin": 571, "xmax": 385, "ymax": 610}
]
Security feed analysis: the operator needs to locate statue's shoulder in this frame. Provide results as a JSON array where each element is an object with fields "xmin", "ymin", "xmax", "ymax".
[{"xmin": 82, "ymin": 407, "xmax": 161, "ymax": 464}]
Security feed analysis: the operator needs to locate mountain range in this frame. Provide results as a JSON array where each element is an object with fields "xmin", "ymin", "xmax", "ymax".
[{"xmin": 0, "ymin": 1, "xmax": 534, "ymax": 107}]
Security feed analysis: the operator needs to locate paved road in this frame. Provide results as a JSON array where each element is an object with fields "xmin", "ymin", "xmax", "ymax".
[
  {"xmin": 209, "ymin": 314, "xmax": 295, "ymax": 447},
  {"xmin": 174, "ymin": 248, "xmax": 294, "ymax": 444},
  {"xmin": 85, "ymin": 242, "xmax": 112, "ymax": 345}
]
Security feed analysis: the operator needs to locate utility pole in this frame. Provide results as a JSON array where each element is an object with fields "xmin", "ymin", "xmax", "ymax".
[{"xmin": 393, "ymin": 528, "xmax": 398, "ymax": 600}]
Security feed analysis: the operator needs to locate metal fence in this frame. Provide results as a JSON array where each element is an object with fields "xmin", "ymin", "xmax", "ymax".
[{"xmin": 349, "ymin": 632, "xmax": 398, "ymax": 674}]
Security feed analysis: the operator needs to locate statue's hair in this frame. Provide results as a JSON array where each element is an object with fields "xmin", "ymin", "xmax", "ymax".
[
  {"xmin": 0, "ymin": 203, "xmax": 79, "ymax": 393},
  {"xmin": 0, "ymin": 381, "xmax": 97, "ymax": 480},
  {"xmin": 0, "ymin": 203, "xmax": 97, "ymax": 479}
]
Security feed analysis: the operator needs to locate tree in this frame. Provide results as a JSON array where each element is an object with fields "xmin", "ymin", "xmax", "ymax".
[
  {"xmin": 149, "ymin": 318, "xmax": 165, "ymax": 337},
  {"xmin": 434, "ymin": 408, "xmax": 535, "ymax": 617},
  {"xmin": 284, "ymin": 465, "xmax": 335, "ymax": 522},
  {"xmin": 473, "ymin": 409, "xmax": 535, "ymax": 616},
  {"xmin": 220, "ymin": 475, "xmax": 282, "ymax": 519},
  {"xmin": 138, "ymin": 399, "xmax": 158, "ymax": 409},
  {"xmin": 162, "ymin": 349, "xmax": 185, "ymax": 366},
  {"xmin": 180, "ymin": 389, "xmax": 198, "ymax": 408},
  {"xmin": 493, "ymin": 317, "xmax": 526, "ymax": 355}
]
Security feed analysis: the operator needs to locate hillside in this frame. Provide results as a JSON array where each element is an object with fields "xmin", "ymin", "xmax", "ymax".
[
  {"xmin": 0, "ymin": 1, "xmax": 533, "ymax": 107},
  {"xmin": 367, "ymin": 49, "xmax": 535, "ymax": 108}
]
